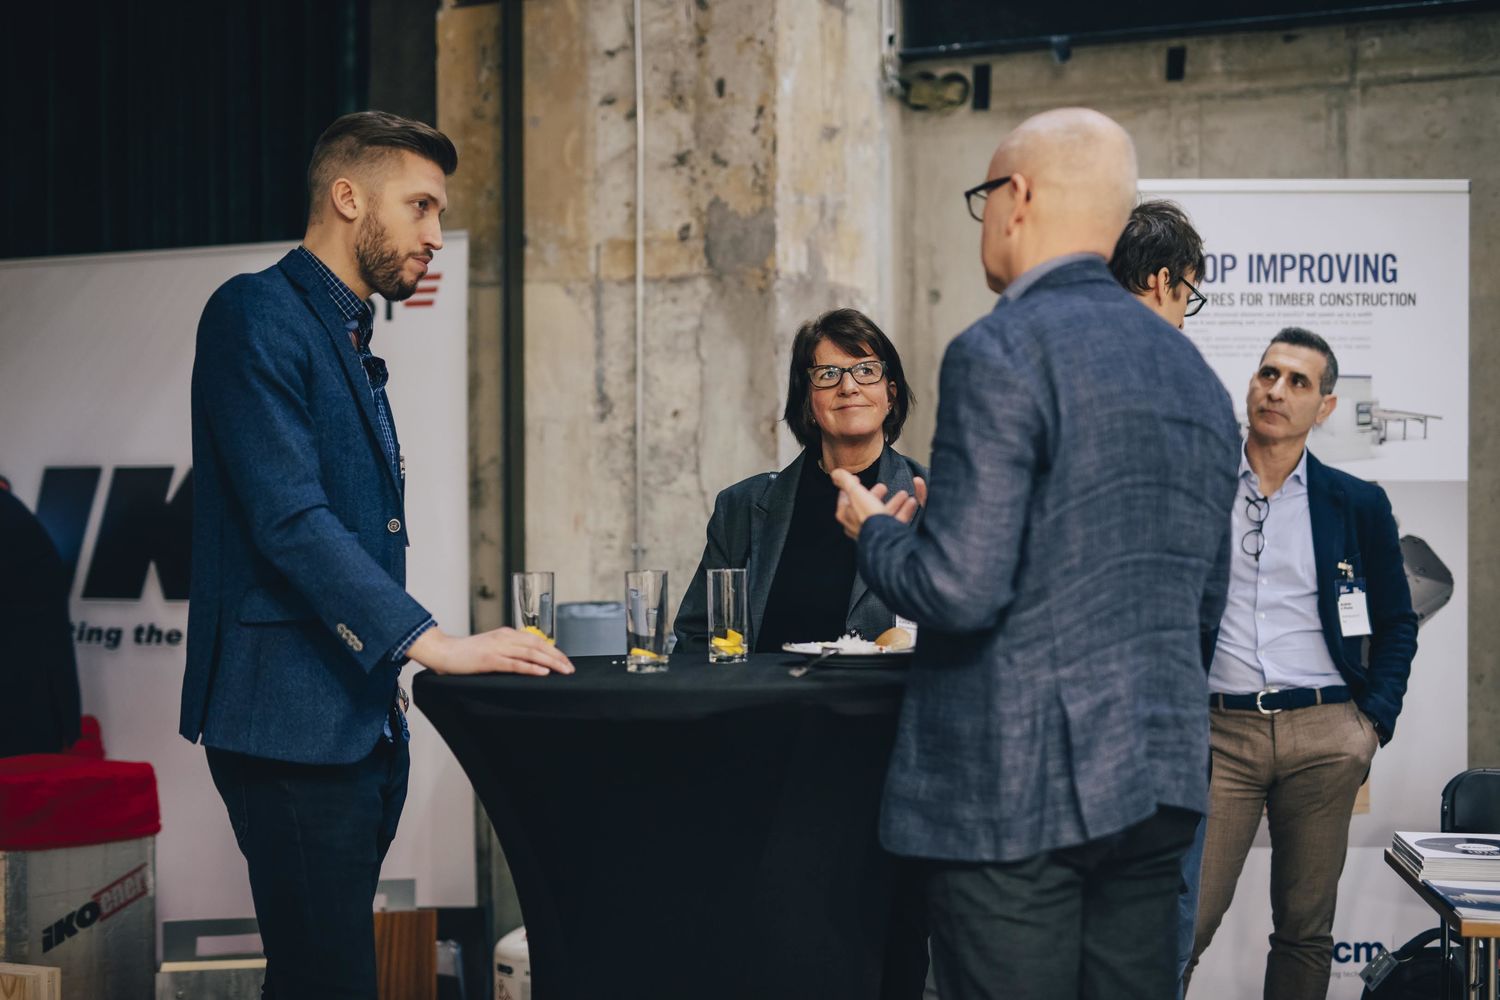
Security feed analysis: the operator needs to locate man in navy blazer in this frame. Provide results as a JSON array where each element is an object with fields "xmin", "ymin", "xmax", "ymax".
[
  {"xmin": 834, "ymin": 109, "xmax": 1240, "ymax": 999},
  {"xmin": 182, "ymin": 111, "xmax": 572, "ymax": 999},
  {"xmin": 1187, "ymin": 329, "xmax": 1417, "ymax": 999}
]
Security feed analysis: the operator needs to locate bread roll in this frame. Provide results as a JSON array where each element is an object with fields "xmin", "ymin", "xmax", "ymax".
[{"xmin": 875, "ymin": 626, "xmax": 913, "ymax": 650}]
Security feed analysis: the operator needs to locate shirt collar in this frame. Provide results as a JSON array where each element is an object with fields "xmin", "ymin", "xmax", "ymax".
[
  {"xmin": 296, "ymin": 245, "xmax": 374, "ymax": 347},
  {"xmin": 999, "ymin": 252, "xmax": 1103, "ymax": 304},
  {"xmin": 1238, "ymin": 444, "xmax": 1309, "ymax": 492}
]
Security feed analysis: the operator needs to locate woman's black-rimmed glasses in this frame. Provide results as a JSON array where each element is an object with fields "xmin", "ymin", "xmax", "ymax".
[
  {"xmin": 1242, "ymin": 494, "xmax": 1269, "ymax": 561},
  {"xmin": 807, "ymin": 361, "xmax": 886, "ymax": 388}
]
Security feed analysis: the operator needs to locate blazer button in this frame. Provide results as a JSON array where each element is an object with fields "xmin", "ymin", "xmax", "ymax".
[{"xmin": 387, "ymin": 518, "xmax": 401, "ymax": 533}]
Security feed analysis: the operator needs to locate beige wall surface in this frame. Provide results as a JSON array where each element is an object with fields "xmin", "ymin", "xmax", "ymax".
[{"xmin": 519, "ymin": 0, "xmax": 901, "ymax": 611}]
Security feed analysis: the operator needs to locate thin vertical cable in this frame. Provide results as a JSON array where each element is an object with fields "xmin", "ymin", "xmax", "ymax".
[{"xmin": 632, "ymin": 0, "xmax": 646, "ymax": 569}]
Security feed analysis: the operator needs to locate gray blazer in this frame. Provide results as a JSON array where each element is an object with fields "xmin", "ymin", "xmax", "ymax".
[
  {"xmin": 674, "ymin": 448, "xmax": 928, "ymax": 653},
  {"xmin": 857, "ymin": 257, "xmax": 1240, "ymax": 864}
]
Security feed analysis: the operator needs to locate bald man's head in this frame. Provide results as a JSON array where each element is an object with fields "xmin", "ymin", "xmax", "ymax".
[{"xmin": 977, "ymin": 108, "xmax": 1138, "ymax": 293}]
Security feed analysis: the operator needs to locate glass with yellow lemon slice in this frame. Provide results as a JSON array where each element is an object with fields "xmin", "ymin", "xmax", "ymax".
[
  {"xmin": 511, "ymin": 571, "xmax": 556, "ymax": 644},
  {"xmin": 707, "ymin": 567, "xmax": 748, "ymax": 663},
  {"xmin": 625, "ymin": 570, "xmax": 670, "ymax": 672}
]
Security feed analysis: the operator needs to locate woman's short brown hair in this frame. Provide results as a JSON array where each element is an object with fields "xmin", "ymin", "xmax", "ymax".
[{"xmin": 783, "ymin": 308, "xmax": 913, "ymax": 451}]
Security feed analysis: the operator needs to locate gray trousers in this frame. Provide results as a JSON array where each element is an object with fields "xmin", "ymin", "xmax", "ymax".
[
  {"xmin": 1187, "ymin": 701, "xmax": 1379, "ymax": 1000},
  {"xmin": 925, "ymin": 806, "xmax": 1199, "ymax": 1000}
]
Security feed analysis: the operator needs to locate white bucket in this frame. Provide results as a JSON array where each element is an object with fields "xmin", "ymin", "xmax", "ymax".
[{"xmin": 493, "ymin": 924, "xmax": 530, "ymax": 1000}]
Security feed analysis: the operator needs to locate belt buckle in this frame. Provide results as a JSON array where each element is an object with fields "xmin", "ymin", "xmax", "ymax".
[{"xmin": 1255, "ymin": 686, "xmax": 1282, "ymax": 716}]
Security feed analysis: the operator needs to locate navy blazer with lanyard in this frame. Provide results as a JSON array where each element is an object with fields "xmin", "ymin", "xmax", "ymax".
[
  {"xmin": 1300, "ymin": 450, "xmax": 1416, "ymax": 741},
  {"xmin": 180, "ymin": 248, "xmax": 432, "ymax": 765}
]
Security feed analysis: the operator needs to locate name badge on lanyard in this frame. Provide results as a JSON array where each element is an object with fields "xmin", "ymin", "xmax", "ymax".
[{"xmin": 1336, "ymin": 560, "xmax": 1371, "ymax": 637}]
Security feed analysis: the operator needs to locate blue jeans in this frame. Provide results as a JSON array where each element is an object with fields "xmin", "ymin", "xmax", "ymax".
[
  {"xmin": 207, "ymin": 738, "xmax": 410, "ymax": 1000},
  {"xmin": 1176, "ymin": 813, "xmax": 1208, "ymax": 999}
]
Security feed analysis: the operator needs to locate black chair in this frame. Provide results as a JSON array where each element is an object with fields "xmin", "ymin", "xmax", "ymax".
[
  {"xmin": 1441, "ymin": 769, "xmax": 1500, "ymax": 833},
  {"xmin": 1438, "ymin": 769, "xmax": 1500, "ymax": 999}
]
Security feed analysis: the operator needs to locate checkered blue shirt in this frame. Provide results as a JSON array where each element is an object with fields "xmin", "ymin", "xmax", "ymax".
[{"xmin": 298, "ymin": 247, "xmax": 433, "ymax": 739}]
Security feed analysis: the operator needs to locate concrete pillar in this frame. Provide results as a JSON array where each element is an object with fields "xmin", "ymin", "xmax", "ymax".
[{"xmin": 521, "ymin": 0, "xmax": 901, "ymax": 610}]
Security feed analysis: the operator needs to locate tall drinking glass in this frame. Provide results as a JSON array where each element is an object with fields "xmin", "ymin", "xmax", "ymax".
[
  {"xmin": 511, "ymin": 572, "xmax": 556, "ymax": 644},
  {"xmin": 625, "ymin": 570, "xmax": 669, "ymax": 672},
  {"xmin": 707, "ymin": 568, "xmax": 748, "ymax": 663}
]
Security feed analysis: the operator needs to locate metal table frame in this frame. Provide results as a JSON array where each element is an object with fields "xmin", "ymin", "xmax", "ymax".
[{"xmin": 1384, "ymin": 849, "xmax": 1500, "ymax": 999}]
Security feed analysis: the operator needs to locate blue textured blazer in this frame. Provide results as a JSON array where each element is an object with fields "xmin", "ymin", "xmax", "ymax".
[
  {"xmin": 1303, "ymin": 450, "xmax": 1417, "ymax": 742},
  {"xmin": 180, "ymin": 249, "xmax": 430, "ymax": 764},
  {"xmin": 857, "ymin": 257, "xmax": 1241, "ymax": 864}
]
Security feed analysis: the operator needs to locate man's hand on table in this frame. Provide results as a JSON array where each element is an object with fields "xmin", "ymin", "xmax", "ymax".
[
  {"xmin": 409, "ymin": 627, "xmax": 575, "ymax": 676},
  {"xmin": 831, "ymin": 469, "xmax": 926, "ymax": 541}
]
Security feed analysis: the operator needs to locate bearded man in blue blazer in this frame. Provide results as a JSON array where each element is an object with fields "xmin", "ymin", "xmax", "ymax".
[
  {"xmin": 1187, "ymin": 328, "xmax": 1417, "ymax": 1000},
  {"xmin": 834, "ymin": 108, "xmax": 1241, "ymax": 1000},
  {"xmin": 182, "ymin": 111, "xmax": 572, "ymax": 999}
]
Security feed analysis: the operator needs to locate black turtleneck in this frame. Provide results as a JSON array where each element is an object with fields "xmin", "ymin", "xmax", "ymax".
[{"xmin": 755, "ymin": 451, "xmax": 884, "ymax": 653}]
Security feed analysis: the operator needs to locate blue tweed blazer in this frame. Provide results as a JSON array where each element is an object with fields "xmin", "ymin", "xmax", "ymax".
[
  {"xmin": 858, "ymin": 257, "xmax": 1240, "ymax": 863},
  {"xmin": 180, "ymin": 250, "xmax": 430, "ymax": 764}
]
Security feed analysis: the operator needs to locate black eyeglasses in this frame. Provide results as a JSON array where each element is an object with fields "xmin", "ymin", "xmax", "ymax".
[
  {"xmin": 1182, "ymin": 277, "xmax": 1207, "ymax": 318},
  {"xmin": 1241, "ymin": 494, "xmax": 1269, "ymax": 561},
  {"xmin": 807, "ymin": 361, "xmax": 886, "ymax": 388},
  {"xmin": 963, "ymin": 175, "xmax": 1012, "ymax": 222}
]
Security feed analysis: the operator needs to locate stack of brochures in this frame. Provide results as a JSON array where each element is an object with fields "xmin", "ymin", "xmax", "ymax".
[
  {"xmin": 1394, "ymin": 831, "xmax": 1500, "ymax": 881},
  {"xmin": 1424, "ymin": 881, "xmax": 1500, "ymax": 920}
]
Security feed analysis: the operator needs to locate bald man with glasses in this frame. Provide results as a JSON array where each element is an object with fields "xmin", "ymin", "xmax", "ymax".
[{"xmin": 834, "ymin": 109, "xmax": 1240, "ymax": 1000}]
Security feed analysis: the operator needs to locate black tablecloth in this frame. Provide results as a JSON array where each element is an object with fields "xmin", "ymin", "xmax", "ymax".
[{"xmin": 414, "ymin": 653, "xmax": 913, "ymax": 1000}]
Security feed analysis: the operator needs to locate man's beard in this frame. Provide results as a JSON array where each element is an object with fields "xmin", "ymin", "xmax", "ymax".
[{"xmin": 355, "ymin": 211, "xmax": 420, "ymax": 301}]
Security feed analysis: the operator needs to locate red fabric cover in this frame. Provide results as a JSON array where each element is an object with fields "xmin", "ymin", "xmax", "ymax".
[
  {"xmin": 66, "ymin": 715, "xmax": 106, "ymax": 760},
  {"xmin": 0, "ymin": 754, "xmax": 160, "ymax": 850}
]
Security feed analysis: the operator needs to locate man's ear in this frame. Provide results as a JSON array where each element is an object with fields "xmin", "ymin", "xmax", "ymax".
[
  {"xmin": 1314, "ymin": 393, "xmax": 1338, "ymax": 427},
  {"xmin": 1006, "ymin": 173, "xmax": 1031, "ymax": 232},
  {"xmin": 330, "ymin": 177, "xmax": 360, "ymax": 223},
  {"xmin": 1151, "ymin": 267, "xmax": 1172, "ymax": 304}
]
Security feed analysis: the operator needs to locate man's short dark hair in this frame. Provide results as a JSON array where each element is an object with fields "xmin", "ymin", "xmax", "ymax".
[
  {"xmin": 1109, "ymin": 200, "xmax": 1206, "ymax": 294},
  {"xmin": 784, "ymin": 309, "xmax": 913, "ymax": 451},
  {"xmin": 307, "ymin": 111, "xmax": 458, "ymax": 220},
  {"xmin": 1267, "ymin": 326, "xmax": 1339, "ymax": 395}
]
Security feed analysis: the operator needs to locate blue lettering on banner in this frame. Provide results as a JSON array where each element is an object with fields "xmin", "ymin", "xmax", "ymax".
[
  {"xmin": 1232, "ymin": 252, "xmax": 1399, "ymax": 285},
  {"xmin": 1332, "ymin": 940, "xmax": 1387, "ymax": 964},
  {"xmin": 34, "ymin": 465, "xmax": 193, "ymax": 601}
]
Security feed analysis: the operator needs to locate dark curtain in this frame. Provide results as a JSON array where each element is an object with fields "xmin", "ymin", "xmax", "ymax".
[{"xmin": 2, "ymin": 0, "xmax": 369, "ymax": 259}]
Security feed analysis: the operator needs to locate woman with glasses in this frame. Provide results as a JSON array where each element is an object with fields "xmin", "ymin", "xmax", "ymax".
[
  {"xmin": 675, "ymin": 307, "xmax": 926, "ymax": 656},
  {"xmin": 674, "ymin": 307, "xmax": 930, "ymax": 999}
]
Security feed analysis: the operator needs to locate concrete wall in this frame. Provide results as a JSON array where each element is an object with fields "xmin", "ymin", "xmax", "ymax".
[
  {"xmin": 893, "ymin": 11, "xmax": 1500, "ymax": 764},
  {"xmin": 520, "ymin": 0, "xmax": 902, "ymax": 612}
]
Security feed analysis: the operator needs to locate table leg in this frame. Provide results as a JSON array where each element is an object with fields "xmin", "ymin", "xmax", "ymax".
[
  {"xmin": 1447, "ymin": 924, "xmax": 1455, "ymax": 1000},
  {"xmin": 1488, "ymin": 937, "xmax": 1497, "ymax": 1000},
  {"xmin": 1468, "ymin": 936, "xmax": 1481, "ymax": 997}
]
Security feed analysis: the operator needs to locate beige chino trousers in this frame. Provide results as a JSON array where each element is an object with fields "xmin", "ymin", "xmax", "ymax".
[{"xmin": 1186, "ymin": 700, "xmax": 1379, "ymax": 1000}]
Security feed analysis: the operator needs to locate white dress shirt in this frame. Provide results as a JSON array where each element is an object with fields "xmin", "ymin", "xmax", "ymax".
[{"xmin": 1209, "ymin": 447, "xmax": 1344, "ymax": 694}]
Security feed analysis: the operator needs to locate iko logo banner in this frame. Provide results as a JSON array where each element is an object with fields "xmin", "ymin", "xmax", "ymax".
[
  {"xmin": 36, "ymin": 466, "xmax": 192, "ymax": 601},
  {"xmin": 41, "ymin": 864, "xmax": 151, "ymax": 953}
]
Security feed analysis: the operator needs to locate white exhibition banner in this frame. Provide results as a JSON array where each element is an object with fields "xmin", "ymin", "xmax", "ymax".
[
  {"xmin": 0, "ymin": 235, "xmax": 475, "ymax": 955},
  {"xmin": 1140, "ymin": 180, "xmax": 1469, "ymax": 999}
]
